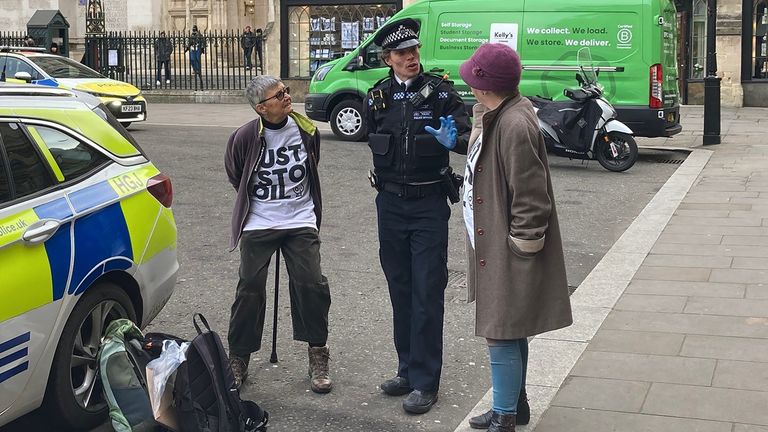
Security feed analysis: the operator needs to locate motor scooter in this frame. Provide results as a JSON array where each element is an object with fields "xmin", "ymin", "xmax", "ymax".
[{"xmin": 529, "ymin": 48, "xmax": 638, "ymax": 172}]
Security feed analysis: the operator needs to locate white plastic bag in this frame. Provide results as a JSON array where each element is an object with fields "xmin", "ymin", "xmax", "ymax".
[{"xmin": 146, "ymin": 340, "xmax": 190, "ymax": 417}]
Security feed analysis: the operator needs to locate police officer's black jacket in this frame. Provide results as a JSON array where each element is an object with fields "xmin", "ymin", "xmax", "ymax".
[{"xmin": 364, "ymin": 68, "xmax": 471, "ymax": 184}]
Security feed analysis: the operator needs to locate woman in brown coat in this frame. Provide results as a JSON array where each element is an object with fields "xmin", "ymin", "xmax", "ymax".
[{"xmin": 459, "ymin": 43, "xmax": 573, "ymax": 431}]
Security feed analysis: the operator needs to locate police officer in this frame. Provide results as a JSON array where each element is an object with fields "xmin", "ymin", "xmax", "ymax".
[{"xmin": 364, "ymin": 18, "xmax": 470, "ymax": 414}]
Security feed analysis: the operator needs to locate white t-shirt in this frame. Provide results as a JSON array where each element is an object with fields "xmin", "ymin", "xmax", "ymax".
[
  {"xmin": 463, "ymin": 137, "xmax": 482, "ymax": 249},
  {"xmin": 243, "ymin": 117, "xmax": 317, "ymax": 231}
]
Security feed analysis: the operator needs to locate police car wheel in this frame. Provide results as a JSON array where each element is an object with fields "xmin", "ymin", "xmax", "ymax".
[
  {"xmin": 330, "ymin": 99, "xmax": 367, "ymax": 142},
  {"xmin": 43, "ymin": 282, "xmax": 136, "ymax": 429}
]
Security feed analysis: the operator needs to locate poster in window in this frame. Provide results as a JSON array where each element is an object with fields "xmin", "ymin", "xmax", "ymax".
[
  {"xmin": 363, "ymin": 17, "xmax": 375, "ymax": 31},
  {"xmin": 322, "ymin": 17, "xmax": 336, "ymax": 31},
  {"xmin": 341, "ymin": 21, "xmax": 360, "ymax": 49}
]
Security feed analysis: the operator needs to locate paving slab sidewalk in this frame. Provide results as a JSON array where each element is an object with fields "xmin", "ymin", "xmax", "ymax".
[{"xmin": 454, "ymin": 106, "xmax": 768, "ymax": 432}]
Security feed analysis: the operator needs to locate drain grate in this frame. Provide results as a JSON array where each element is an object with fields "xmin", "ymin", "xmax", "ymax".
[
  {"xmin": 447, "ymin": 269, "xmax": 467, "ymax": 289},
  {"xmin": 651, "ymin": 158, "xmax": 685, "ymax": 164},
  {"xmin": 446, "ymin": 269, "xmax": 467, "ymax": 303}
]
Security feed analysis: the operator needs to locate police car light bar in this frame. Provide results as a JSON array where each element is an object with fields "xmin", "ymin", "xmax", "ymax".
[
  {"xmin": 0, "ymin": 85, "xmax": 72, "ymax": 97},
  {"xmin": 0, "ymin": 46, "xmax": 47, "ymax": 53}
]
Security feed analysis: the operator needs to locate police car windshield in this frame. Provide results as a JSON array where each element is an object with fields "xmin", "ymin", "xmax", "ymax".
[{"xmin": 30, "ymin": 56, "xmax": 103, "ymax": 79}]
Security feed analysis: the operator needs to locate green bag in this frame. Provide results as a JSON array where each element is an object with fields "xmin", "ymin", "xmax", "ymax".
[{"xmin": 98, "ymin": 319, "xmax": 159, "ymax": 432}]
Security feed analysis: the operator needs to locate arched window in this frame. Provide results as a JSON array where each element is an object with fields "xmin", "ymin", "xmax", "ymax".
[
  {"xmin": 288, "ymin": 6, "xmax": 311, "ymax": 77},
  {"xmin": 690, "ymin": 0, "xmax": 707, "ymax": 79},
  {"xmin": 754, "ymin": 0, "xmax": 768, "ymax": 79}
]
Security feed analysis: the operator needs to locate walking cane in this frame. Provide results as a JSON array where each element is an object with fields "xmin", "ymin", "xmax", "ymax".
[{"xmin": 269, "ymin": 250, "xmax": 280, "ymax": 363}]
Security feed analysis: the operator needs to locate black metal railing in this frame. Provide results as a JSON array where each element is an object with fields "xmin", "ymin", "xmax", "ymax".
[
  {"xmin": 1, "ymin": 30, "xmax": 264, "ymax": 91},
  {"xmin": 0, "ymin": 31, "xmax": 33, "ymax": 48},
  {"xmin": 83, "ymin": 30, "xmax": 265, "ymax": 91}
]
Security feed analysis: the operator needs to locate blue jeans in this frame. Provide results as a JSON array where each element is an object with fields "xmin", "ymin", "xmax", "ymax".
[
  {"xmin": 488, "ymin": 338, "xmax": 529, "ymax": 414},
  {"xmin": 189, "ymin": 49, "xmax": 201, "ymax": 74}
]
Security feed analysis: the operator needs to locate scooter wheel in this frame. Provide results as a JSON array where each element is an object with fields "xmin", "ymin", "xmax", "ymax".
[{"xmin": 596, "ymin": 132, "xmax": 638, "ymax": 172}]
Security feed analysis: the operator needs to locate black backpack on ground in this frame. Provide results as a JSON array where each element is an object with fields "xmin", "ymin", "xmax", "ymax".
[{"xmin": 173, "ymin": 314, "xmax": 268, "ymax": 432}]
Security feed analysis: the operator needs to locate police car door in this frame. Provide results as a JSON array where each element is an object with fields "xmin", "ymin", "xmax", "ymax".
[{"xmin": 0, "ymin": 120, "xmax": 72, "ymax": 413}]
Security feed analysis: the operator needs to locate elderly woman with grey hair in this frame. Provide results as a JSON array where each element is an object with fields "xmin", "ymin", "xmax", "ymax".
[{"xmin": 224, "ymin": 75, "xmax": 333, "ymax": 394}]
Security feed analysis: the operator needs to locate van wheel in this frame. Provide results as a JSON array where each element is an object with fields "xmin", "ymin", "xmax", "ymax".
[
  {"xmin": 43, "ymin": 283, "xmax": 136, "ymax": 429},
  {"xmin": 330, "ymin": 99, "xmax": 367, "ymax": 141}
]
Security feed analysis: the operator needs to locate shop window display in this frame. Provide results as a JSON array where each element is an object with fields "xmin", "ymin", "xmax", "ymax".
[
  {"xmin": 690, "ymin": 0, "xmax": 707, "ymax": 79},
  {"xmin": 754, "ymin": 0, "xmax": 768, "ymax": 79},
  {"xmin": 288, "ymin": 4, "xmax": 397, "ymax": 77}
]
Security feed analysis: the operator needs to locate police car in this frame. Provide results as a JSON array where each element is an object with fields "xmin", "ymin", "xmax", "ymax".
[
  {"xmin": 0, "ymin": 84, "xmax": 177, "ymax": 429},
  {"xmin": 0, "ymin": 46, "xmax": 147, "ymax": 126}
]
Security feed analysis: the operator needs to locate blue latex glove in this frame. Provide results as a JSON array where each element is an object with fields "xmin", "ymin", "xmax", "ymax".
[{"xmin": 425, "ymin": 115, "xmax": 458, "ymax": 150}]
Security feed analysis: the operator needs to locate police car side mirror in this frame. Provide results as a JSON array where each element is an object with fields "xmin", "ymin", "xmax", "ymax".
[{"xmin": 14, "ymin": 71, "xmax": 33, "ymax": 83}]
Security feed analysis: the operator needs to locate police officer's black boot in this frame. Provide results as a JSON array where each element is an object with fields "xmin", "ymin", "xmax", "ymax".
[{"xmin": 487, "ymin": 411, "xmax": 515, "ymax": 432}]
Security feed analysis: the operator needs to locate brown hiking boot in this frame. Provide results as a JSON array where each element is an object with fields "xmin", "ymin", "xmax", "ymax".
[
  {"xmin": 229, "ymin": 354, "xmax": 249, "ymax": 390},
  {"xmin": 308, "ymin": 345, "xmax": 332, "ymax": 393}
]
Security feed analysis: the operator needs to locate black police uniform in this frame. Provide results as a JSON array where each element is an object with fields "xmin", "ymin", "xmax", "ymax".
[{"xmin": 364, "ymin": 19, "xmax": 471, "ymax": 394}]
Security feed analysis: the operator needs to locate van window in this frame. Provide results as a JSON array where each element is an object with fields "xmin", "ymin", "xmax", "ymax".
[
  {"xmin": 28, "ymin": 126, "xmax": 109, "ymax": 181},
  {"xmin": 0, "ymin": 123, "xmax": 55, "ymax": 200},
  {"xmin": 362, "ymin": 43, "xmax": 383, "ymax": 68}
]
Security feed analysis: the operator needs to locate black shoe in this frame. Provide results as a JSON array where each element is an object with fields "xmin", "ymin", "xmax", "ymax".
[
  {"xmin": 488, "ymin": 411, "xmax": 516, "ymax": 432},
  {"xmin": 380, "ymin": 376, "xmax": 412, "ymax": 396},
  {"xmin": 469, "ymin": 410, "xmax": 493, "ymax": 429},
  {"xmin": 402, "ymin": 390, "xmax": 438, "ymax": 414},
  {"xmin": 468, "ymin": 390, "xmax": 530, "ymax": 429},
  {"xmin": 517, "ymin": 389, "xmax": 530, "ymax": 425}
]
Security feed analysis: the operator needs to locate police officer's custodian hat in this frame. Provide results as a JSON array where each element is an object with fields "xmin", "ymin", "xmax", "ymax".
[{"xmin": 374, "ymin": 18, "xmax": 421, "ymax": 50}]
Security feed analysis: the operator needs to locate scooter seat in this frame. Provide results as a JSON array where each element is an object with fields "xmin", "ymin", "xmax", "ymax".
[
  {"xmin": 528, "ymin": 96, "xmax": 553, "ymax": 109},
  {"xmin": 535, "ymin": 99, "xmax": 583, "ymax": 113}
]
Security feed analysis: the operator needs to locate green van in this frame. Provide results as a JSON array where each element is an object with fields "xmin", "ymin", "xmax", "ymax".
[{"xmin": 305, "ymin": 0, "xmax": 682, "ymax": 141}]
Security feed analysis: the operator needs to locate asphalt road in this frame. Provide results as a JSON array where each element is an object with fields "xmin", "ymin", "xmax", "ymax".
[{"xmin": 3, "ymin": 104, "xmax": 682, "ymax": 432}]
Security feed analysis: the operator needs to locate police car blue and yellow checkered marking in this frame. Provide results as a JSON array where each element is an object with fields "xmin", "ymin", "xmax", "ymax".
[{"xmin": 0, "ymin": 165, "xmax": 174, "ymax": 323}]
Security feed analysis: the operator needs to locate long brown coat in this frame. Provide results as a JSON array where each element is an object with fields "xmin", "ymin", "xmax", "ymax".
[{"xmin": 466, "ymin": 96, "xmax": 572, "ymax": 340}]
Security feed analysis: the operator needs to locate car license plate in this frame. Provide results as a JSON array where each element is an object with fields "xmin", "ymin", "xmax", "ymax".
[
  {"xmin": 121, "ymin": 104, "xmax": 142, "ymax": 113},
  {"xmin": 667, "ymin": 113, "xmax": 675, "ymax": 123}
]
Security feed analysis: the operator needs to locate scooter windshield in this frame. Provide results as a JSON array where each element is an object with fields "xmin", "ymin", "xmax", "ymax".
[{"xmin": 577, "ymin": 47, "xmax": 598, "ymax": 86}]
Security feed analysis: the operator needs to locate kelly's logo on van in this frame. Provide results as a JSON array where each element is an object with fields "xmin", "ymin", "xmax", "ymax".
[
  {"xmin": 617, "ymin": 25, "xmax": 633, "ymax": 49},
  {"xmin": 490, "ymin": 23, "xmax": 519, "ymax": 50}
]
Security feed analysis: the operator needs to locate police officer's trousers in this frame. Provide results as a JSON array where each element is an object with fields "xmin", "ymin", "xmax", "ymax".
[{"xmin": 376, "ymin": 190, "xmax": 449, "ymax": 392}]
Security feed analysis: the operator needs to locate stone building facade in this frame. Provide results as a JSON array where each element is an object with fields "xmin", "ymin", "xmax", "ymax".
[
  {"xmin": 1, "ymin": 0, "xmax": 418, "ymax": 79},
  {"xmin": 675, "ymin": 0, "xmax": 767, "ymax": 106}
]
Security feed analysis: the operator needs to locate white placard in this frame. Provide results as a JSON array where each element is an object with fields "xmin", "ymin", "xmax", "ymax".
[
  {"xmin": 108, "ymin": 49, "xmax": 118, "ymax": 66},
  {"xmin": 490, "ymin": 23, "xmax": 519, "ymax": 51}
]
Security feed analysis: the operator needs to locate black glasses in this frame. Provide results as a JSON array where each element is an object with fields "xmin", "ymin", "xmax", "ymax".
[{"xmin": 258, "ymin": 86, "xmax": 290, "ymax": 104}]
